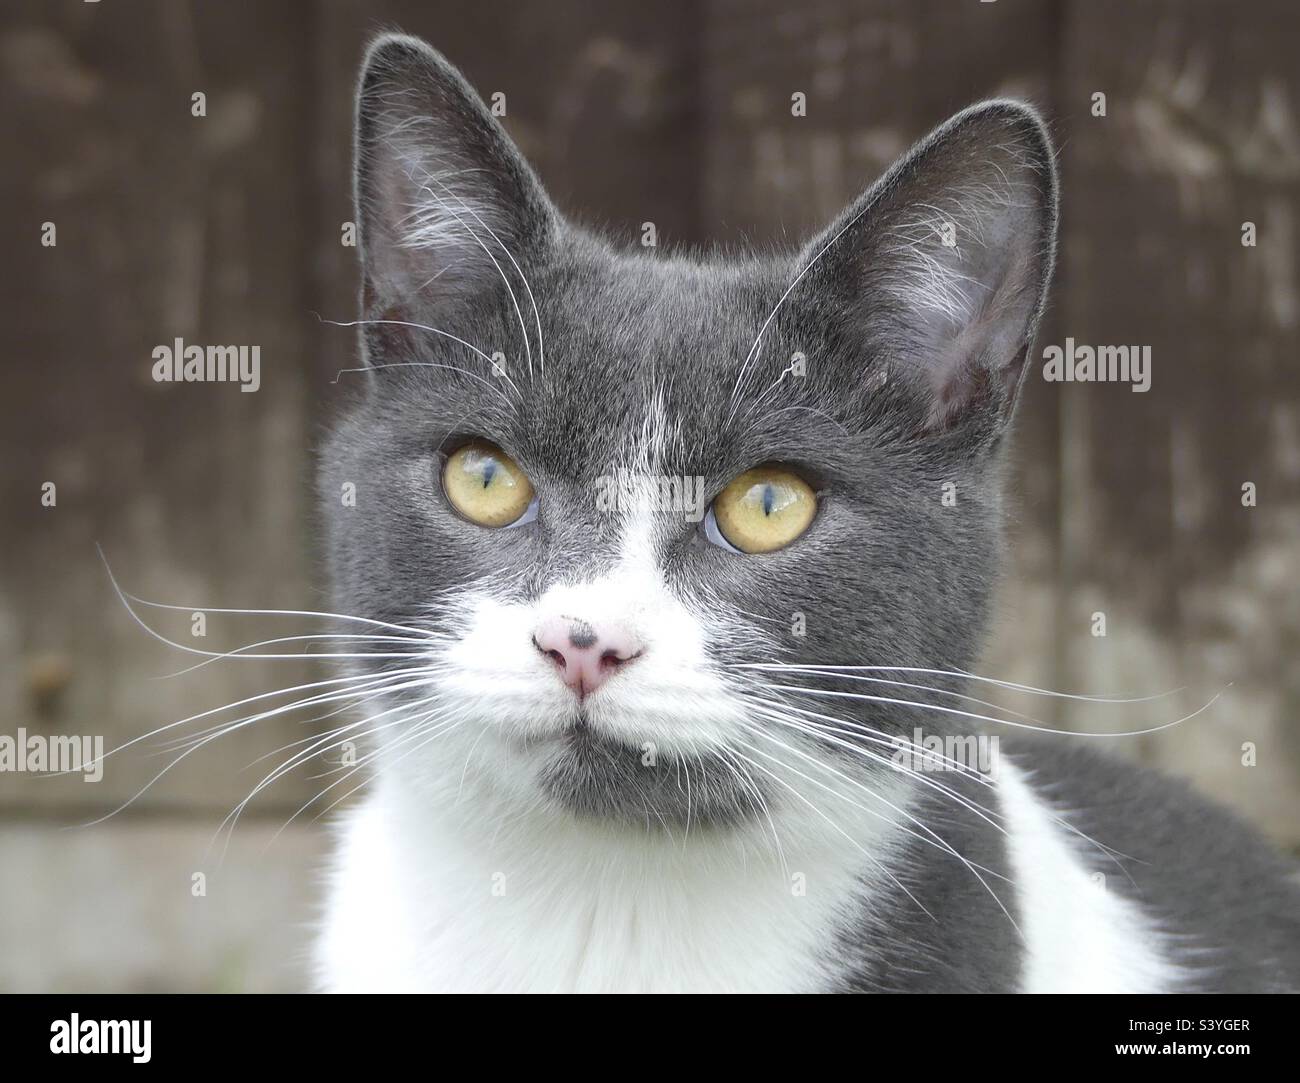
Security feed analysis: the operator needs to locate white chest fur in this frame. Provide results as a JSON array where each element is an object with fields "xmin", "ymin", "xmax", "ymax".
[
  {"xmin": 315, "ymin": 780, "xmax": 884, "ymax": 993},
  {"xmin": 316, "ymin": 760, "xmax": 1187, "ymax": 992}
]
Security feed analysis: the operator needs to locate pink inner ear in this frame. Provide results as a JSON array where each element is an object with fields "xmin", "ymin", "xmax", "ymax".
[
  {"xmin": 926, "ymin": 357, "xmax": 998, "ymax": 433},
  {"xmin": 922, "ymin": 269, "xmax": 1040, "ymax": 433}
]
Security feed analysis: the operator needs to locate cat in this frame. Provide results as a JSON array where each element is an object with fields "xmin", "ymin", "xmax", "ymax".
[{"xmin": 315, "ymin": 33, "xmax": 1300, "ymax": 993}]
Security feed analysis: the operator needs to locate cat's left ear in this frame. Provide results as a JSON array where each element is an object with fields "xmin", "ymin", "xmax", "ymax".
[{"xmin": 798, "ymin": 100, "xmax": 1057, "ymax": 440}]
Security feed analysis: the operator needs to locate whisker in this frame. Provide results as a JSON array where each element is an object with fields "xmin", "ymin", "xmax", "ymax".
[
  {"xmin": 74, "ymin": 671, "xmax": 439, "ymax": 827},
  {"xmin": 214, "ymin": 689, "xmax": 446, "ymax": 853},
  {"xmin": 736, "ymin": 728, "xmax": 1019, "ymax": 934},
  {"xmin": 724, "ymin": 740, "xmax": 937, "ymax": 923},
  {"xmin": 729, "ymin": 662, "xmax": 1185, "ymax": 705},
  {"xmin": 743, "ymin": 676, "xmax": 1034, "ymax": 769},
  {"xmin": 104, "ymin": 567, "xmax": 427, "ymax": 664},
  {"xmin": 753, "ymin": 681, "xmax": 1227, "ymax": 739},
  {"xmin": 157, "ymin": 631, "xmax": 433, "ymax": 680},
  {"xmin": 98, "ymin": 545, "xmax": 439, "ymax": 641},
  {"xmin": 725, "ymin": 197, "xmax": 878, "ymax": 427},
  {"xmin": 303, "ymin": 702, "xmax": 465, "ymax": 808},
  {"xmin": 743, "ymin": 673, "xmax": 1054, "ymax": 754},
  {"xmin": 716, "ymin": 745, "xmax": 789, "ymax": 879},
  {"xmin": 745, "ymin": 700, "xmax": 1008, "ymax": 839},
  {"xmin": 456, "ymin": 721, "xmax": 492, "ymax": 801},
  {"xmin": 416, "ymin": 171, "xmax": 541, "ymax": 378},
  {"xmin": 740, "ymin": 689, "xmax": 1143, "ymax": 879},
  {"xmin": 194, "ymin": 678, "xmax": 416, "ymax": 762},
  {"xmin": 72, "ymin": 666, "xmax": 432, "ymax": 776},
  {"xmin": 427, "ymin": 177, "xmax": 546, "ymax": 375},
  {"xmin": 157, "ymin": 689, "xmax": 369, "ymax": 756},
  {"xmin": 317, "ymin": 316, "xmax": 523, "ymax": 401},
  {"xmin": 742, "ymin": 691, "xmax": 994, "ymax": 782},
  {"xmin": 284, "ymin": 715, "xmax": 471, "ymax": 846},
  {"xmin": 737, "ymin": 722, "xmax": 1010, "ymax": 883}
]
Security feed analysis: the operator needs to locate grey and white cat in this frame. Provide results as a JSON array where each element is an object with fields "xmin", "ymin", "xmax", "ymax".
[{"xmin": 315, "ymin": 34, "xmax": 1300, "ymax": 992}]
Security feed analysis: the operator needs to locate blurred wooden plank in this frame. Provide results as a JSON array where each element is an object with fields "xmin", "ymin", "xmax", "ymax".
[
  {"xmin": 3, "ymin": 0, "xmax": 1295, "ymax": 855},
  {"xmin": 1057, "ymin": 0, "xmax": 1300, "ymax": 846},
  {"xmin": 698, "ymin": 0, "xmax": 1066, "ymax": 708},
  {"xmin": 0, "ymin": 0, "xmax": 324, "ymax": 813},
  {"xmin": 0, "ymin": 820, "xmax": 324, "ymax": 992}
]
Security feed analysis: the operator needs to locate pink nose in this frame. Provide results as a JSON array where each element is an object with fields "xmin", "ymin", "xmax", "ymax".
[{"xmin": 532, "ymin": 617, "xmax": 642, "ymax": 699}]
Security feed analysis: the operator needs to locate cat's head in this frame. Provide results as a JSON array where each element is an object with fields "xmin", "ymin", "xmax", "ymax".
[{"xmin": 321, "ymin": 34, "xmax": 1057, "ymax": 828}]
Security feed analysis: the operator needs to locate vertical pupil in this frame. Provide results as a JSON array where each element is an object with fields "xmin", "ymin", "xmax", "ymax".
[
  {"xmin": 481, "ymin": 459, "xmax": 497, "ymax": 489},
  {"xmin": 761, "ymin": 483, "xmax": 774, "ymax": 516}
]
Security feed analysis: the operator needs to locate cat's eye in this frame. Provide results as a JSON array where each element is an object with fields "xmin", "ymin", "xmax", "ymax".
[
  {"xmin": 442, "ymin": 439, "xmax": 536, "ymax": 528},
  {"xmin": 707, "ymin": 465, "xmax": 817, "ymax": 554}
]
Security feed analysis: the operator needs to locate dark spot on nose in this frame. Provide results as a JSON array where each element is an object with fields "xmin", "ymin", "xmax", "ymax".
[{"xmin": 568, "ymin": 620, "xmax": 597, "ymax": 649}]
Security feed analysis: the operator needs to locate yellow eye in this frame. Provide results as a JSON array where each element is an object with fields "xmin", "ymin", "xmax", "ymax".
[
  {"xmin": 442, "ymin": 439, "xmax": 535, "ymax": 527},
  {"xmin": 712, "ymin": 465, "xmax": 817, "ymax": 554}
]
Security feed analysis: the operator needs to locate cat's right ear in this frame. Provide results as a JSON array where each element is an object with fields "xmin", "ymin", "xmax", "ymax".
[{"xmin": 353, "ymin": 34, "xmax": 555, "ymax": 352}]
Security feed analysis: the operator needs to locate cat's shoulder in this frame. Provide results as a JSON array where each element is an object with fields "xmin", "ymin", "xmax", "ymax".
[{"xmin": 1001, "ymin": 737, "xmax": 1300, "ymax": 991}]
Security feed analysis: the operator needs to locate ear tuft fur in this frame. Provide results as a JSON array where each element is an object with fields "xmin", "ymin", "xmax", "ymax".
[
  {"xmin": 798, "ymin": 100, "xmax": 1058, "ymax": 440},
  {"xmin": 354, "ymin": 34, "xmax": 555, "ymax": 335}
]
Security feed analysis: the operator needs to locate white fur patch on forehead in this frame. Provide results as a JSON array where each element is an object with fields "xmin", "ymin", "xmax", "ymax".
[
  {"xmin": 592, "ymin": 385, "xmax": 704, "ymax": 546},
  {"xmin": 614, "ymin": 473, "xmax": 669, "ymax": 569},
  {"xmin": 625, "ymin": 384, "xmax": 673, "ymax": 475},
  {"xmin": 608, "ymin": 382, "xmax": 695, "ymax": 480}
]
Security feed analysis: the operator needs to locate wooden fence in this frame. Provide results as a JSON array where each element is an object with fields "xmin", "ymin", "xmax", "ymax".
[{"xmin": 2, "ymin": 0, "xmax": 1296, "ymax": 990}]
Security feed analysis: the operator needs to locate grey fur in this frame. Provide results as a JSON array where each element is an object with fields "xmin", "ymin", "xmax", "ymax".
[{"xmin": 321, "ymin": 33, "xmax": 1300, "ymax": 992}]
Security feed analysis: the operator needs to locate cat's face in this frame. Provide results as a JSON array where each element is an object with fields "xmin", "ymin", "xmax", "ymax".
[{"xmin": 321, "ymin": 35, "xmax": 1056, "ymax": 828}]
